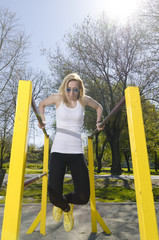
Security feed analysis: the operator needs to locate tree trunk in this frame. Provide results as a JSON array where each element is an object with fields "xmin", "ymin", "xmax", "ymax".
[
  {"xmin": 109, "ymin": 137, "xmax": 122, "ymax": 175},
  {"xmin": 124, "ymin": 152, "xmax": 130, "ymax": 172},
  {"xmin": 95, "ymin": 133, "xmax": 108, "ymax": 173},
  {"xmin": 155, "ymin": 151, "xmax": 158, "ymax": 172},
  {"xmin": 105, "ymin": 114, "xmax": 122, "ymax": 175},
  {"xmin": 0, "ymin": 138, "xmax": 5, "ymax": 169},
  {"xmin": 95, "ymin": 133, "xmax": 102, "ymax": 173}
]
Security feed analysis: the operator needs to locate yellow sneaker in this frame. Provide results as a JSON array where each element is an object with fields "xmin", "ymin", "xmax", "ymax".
[
  {"xmin": 63, "ymin": 204, "xmax": 74, "ymax": 232},
  {"xmin": 53, "ymin": 206, "xmax": 63, "ymax": 222}
]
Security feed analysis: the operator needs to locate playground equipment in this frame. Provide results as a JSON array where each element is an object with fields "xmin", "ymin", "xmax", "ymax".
[
  {"xmin": 1, "ymin": 80, "xmax": 159, "ymax": 240},
  {"xmin": 1, "ymin": 81, "xmax": 49, "ymax": 239},
  {"xmin": 88, "ymin": 87, "xmax": 159, "ymax": 240}
]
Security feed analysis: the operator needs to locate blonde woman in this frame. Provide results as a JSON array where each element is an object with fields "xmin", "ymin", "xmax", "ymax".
[{"xmin": 39, "ymin": 73, "xmax": 103, "ymax": 232}]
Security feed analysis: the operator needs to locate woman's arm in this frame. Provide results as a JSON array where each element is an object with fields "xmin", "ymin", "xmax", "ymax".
[
  {"xmin": 84, "ymin": 95, "xmax": 104, "ymax": 131},
  {"xmin": 38, "ymin": 93, "xmax": 62, "ymax": 128}
]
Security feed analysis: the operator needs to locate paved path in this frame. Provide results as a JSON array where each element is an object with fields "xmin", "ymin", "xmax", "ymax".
[
  {"xmin": 1, "ymin": 174, "xmax": 159, "ymax": 239},
  {"xmin": 0, "ymin": 202, "xmax": 159, "ymax": 240}
]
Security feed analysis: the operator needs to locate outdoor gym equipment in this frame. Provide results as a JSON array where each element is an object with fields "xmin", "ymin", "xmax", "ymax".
[{"xmin": 1, "ymin": 81, "xmax": 158, "ymax": 240}]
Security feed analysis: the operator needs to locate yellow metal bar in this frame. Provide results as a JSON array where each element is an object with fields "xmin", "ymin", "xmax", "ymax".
[
  {"xmin": 1, "ymin": 81, "xmax": 32, "ymax": 240},
  {"xmin": 40, "ymin": 136, "xmax": 49, "ymax": 235},
  {"xmin": 96, "ymin": 210, "xmax": 111, "ymax": 235},
  {"xmin": 88, "ymin": 138, "xmax": 111, "ymax": 234},
  {"xmin": 88, "ymin": 138, "xmax": 97, "ymax": 233},
  {"xmin": 26, "ymin": 136, "xmax": 49, "ymax": 235},
  {"xmin": 26, "ymin": 211, "xmax": 41, "ymax": 234},
  {"xmin": 125, "ymin": 87, "xmax": 159, "ymax": 240}
]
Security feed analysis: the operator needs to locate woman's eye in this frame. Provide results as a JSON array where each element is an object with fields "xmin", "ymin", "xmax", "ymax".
[
  {"xmin": 67, "ymin": 88, "xmax": 71, "ymax": 92},
  {"xmin": 73, "ymin": 89, "xmax": 79, "ymax": 93}
]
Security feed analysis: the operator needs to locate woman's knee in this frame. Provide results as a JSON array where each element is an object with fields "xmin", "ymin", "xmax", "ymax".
[{"xmin": 78, "ymin": 192, "xmax": 90, "ymax": 205}]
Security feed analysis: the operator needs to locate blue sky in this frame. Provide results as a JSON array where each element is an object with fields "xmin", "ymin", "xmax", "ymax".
[{"xmin": 1, "ymin": 0, "xmax": 108, "ymax": 72}]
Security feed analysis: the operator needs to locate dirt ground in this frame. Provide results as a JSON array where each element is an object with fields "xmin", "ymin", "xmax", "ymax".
[{"xmin": 0, "ymin": 202, "xmax": 159, "ymax": 240}]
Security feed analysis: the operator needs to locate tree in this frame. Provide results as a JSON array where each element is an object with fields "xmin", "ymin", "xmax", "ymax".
[
  {"xmin": 26, "ymin": 144, "xmax": 44, "ymax": 163},
  {"xmin": 138, "ymin": 0, "xmax": 159, "ymax": 106},
  {"xmin": 0, "ymin": 8, "xmax": 30, "ymax": 98},
  {"xmin": 0, "ymin": 8, "xmax": 49, "ymax": 168},
  {"xmin": 44, "ymin": 1, "xmax": 159, "ymax": 174},
  {"xmin": 0, "ymin": 8, "xmax": 30, "ymax": 169},
  {"xmin": 43, "ymin": 17, "xmax": 139, "ymax": 174},
  {"xmin": 142, "ymin": 100, "xmax": 159, "ymax": 170},
  {"xmin": 0, "ymin": 110, "xmax": 12, "ymax": 168}
]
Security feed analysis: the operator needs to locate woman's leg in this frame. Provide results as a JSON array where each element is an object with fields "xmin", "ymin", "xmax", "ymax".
[
  {"xmin": 48, "ymin": 152, "xmax": 70, "ymax": 211},
  {"xmin": 65, "ymin": 154, "xmax": 90, "ymax": 205}
]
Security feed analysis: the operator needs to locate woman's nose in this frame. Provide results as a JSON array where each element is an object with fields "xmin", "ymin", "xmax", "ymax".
[{"xmin": 69, "ymin": 89, "xmax": 74, "ymax": 95}]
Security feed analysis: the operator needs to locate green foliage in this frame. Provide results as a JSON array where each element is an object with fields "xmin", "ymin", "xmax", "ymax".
[
  {"xmin": 26, "ymin": 163, "xmax": 43, "ymax": 169},
  {"xmin": 119, "ymin": 99, "xmax": 159, "ymax": 170},
  {"xmin": 2, "ymin": 163, "xmax": 9, "ymax": 169},
  {"xmin": 142, "ymin": 100, "xmax": 159, "ymax": 160},
  {"xmin": 0, "ymin": 137, "xmax": 12, "ymax": 169},
  {"xmin": 26, "ymin": 144, "xmax": 44, "ymax": 163},
  {"xmin": 153, "ymin": 188, "xmax": 159, "ymax": 201}
]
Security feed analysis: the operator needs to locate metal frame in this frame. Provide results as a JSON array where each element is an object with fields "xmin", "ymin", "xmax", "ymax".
[
  {"xmin": 1, "ymin": 83, "xmax": 158, "ymax": 240},
  {"xmin": 87, "ymin": 87, "xmax": 158, "ymax": 240},
  {"xmin": 1, "ymin": 80, "xmax": 49, "ymax": 240}
]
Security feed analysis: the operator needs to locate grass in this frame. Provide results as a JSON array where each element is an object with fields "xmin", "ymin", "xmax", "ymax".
[
  {"xmin": 1, "ymin": 165, "xmax": 159, "ymax": 204},
  {"xmin": 1, "ymin": 176, "xmax": 159, "ymax": 204},
  {"xmin": 96, "ymin": 186, "xmax": 136, "ymax": 202},
  {"xmin": 95, "ymin": 167, "xmax": 159, "ymax": 176},
  {"xmin": 3, "ymin": 163, "xmax": 159, "ymax": 175}
]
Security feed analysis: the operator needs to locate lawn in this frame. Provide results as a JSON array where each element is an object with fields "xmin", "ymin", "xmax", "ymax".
[
  {"xmin": 0, "ymin": 175, "xmax": 159, "ymax": 204},
  {"xmin": 1, "ymin": 164, "xmax": 159, "ymax": 204}
]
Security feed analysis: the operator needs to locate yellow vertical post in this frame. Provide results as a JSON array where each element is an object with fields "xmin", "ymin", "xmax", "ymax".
[
  {"xmin": 1, "ymin": 80, "xmax": 32, "ymax": 240},
  {"xmin": 88, "ymin": 137, "xmax": 97, "ymax": 233},
  {"xmin": 88, "ymin": 137, "xmax": 111, "ymax": 235},
  {"xmin": 26, "ymin": 135, "xmax": 49, "ymax": 235},
  {"xmin": 125, "ymin": 87, "xmax": 158, "ymax": 240},
  {"xmin": 40, "ymin": 135, "xmax": 49, "ymax": 235}
]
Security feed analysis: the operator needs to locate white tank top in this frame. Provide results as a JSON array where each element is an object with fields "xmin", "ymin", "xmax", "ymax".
[{"xmin": 51, "ymin": 100, "xmax": 84, "ymax": 153}]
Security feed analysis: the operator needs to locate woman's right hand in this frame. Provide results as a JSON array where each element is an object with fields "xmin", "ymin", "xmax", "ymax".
[{"xmin": 38, "ymin": 121, "xmax": 46, "ymax": 129}]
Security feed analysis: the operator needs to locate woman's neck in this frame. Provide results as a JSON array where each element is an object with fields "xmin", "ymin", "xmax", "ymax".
[{"xmin": 66, "ymin": 100, "xmax": 77, "ymax": 108}]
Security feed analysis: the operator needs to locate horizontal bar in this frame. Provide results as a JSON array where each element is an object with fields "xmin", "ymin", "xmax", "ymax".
[
  {"xmin": 31, "ymin": 98, "xmax": 49, "ymax": 138},
  {"xmin": 88, "ymin": 96, "xmax": 125, "ymax": 139},
  {"xmin": 24, "ymin": 172, "xmax": 47, "ymax": 188}
]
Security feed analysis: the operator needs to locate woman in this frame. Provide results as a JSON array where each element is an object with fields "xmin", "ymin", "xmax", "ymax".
[{"xmin": 38, "ymin": 73, "xmax": 103, "ymax": 232}]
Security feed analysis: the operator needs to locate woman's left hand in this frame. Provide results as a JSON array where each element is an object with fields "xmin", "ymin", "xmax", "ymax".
[{"xmin": 96, "ymin": 122, "xmax": 105, "ymax": 131}]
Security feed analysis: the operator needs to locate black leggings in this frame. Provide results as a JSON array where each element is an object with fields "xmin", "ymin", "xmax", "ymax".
[{"xmin": 48, "ymin": 152, "xmax": 90, "ymax": 211}]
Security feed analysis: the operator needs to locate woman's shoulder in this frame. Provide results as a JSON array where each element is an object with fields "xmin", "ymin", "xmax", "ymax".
[
  {"xmin": 44, "ymin": 93, "xmax": 62, "ymax": 106},
  {"xmin": 52, "ymin": 93, "xmax": 63, "ymax": 108},
  {"xmin": 52, "ymin": 93, "xmax": 63, "ymax": 107},
  {"xmin": 83, "ymin": 95, "xmax": 92, "ymax": 106},
  {"xmin": 53, "ymin": 93, "xmax": 63, "ymax": 101}
]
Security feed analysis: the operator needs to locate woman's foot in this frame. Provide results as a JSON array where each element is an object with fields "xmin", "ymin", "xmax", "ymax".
[
  {"xmin": 63, "ymin": 204, "xmax": 74, "ymax": 232},
  {"xmin": 53, "ymin": 206, "xmax": 63, "ymax": 222}
]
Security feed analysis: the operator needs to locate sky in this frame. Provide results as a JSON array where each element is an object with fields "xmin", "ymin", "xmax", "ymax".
[
  {"xmin": 1, "ymin": 0, "xmax": 141, "ymax": 72},
  {"xmin": 1, "ymin": 0, "xmax": 114, "ymax": 72},
  {"xmin": 1, "ymin": 0, "xmax": 142, "ymax": 146}
]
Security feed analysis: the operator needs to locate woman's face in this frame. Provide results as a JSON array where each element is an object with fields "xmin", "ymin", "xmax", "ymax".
[{"xmin": 66, "ymin": 80, "xmax": 80, "ymax": 101}]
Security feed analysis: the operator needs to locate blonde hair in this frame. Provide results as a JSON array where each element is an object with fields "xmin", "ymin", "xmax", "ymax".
[{"xmin": 59, "ymin": 73, "xmax": 85, "ymax": 106}]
